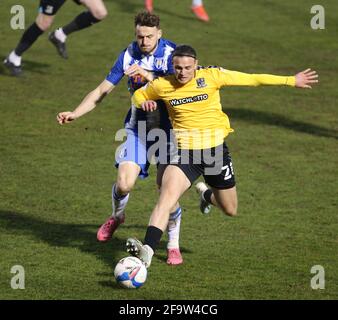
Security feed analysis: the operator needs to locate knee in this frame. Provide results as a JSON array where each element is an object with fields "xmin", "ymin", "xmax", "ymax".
[
  {"xmin": 116, "ymin": 177, "xmax": 134, "ymax": 195},
  {"xmin": 219, "ymin": 203, "xmax": 238, "ymax": 217},
  {"xmin": 226, "ymin": 207, "xmax": 238, "ymax": 217},
  {"xmin": 36, "ymin": 16, "xmax": 53, "ymax": 31},
  {"xmin": 91, "ymin": 7, "xmax": 108, "ymax": 20}
]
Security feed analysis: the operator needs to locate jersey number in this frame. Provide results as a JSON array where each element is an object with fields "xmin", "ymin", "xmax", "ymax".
[{"xmin": 222, "ymin": 162, "xmax": 234, "ymax": 180}]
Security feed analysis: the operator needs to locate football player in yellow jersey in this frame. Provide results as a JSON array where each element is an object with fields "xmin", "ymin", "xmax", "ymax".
[{"xmin": 126, "ymin": 45, "xmax": 318, "ymax": 268}]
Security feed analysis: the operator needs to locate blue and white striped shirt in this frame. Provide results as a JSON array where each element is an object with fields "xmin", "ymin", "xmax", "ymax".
[{"xmin": 106, "ymin": 38, "xmax": 176, "ymax": 132}]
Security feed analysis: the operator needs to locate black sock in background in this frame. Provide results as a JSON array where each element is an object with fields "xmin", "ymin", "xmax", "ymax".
[
  {"xmin": 62, "ymin": 11, "xmax": 101, "ymax": 35},
  {"xmin": 203, "ymin": 189, "xmax": 213, "ymax": 204},
  {"xmin": 15, "ymin": 22, "xmax": 44, "ymax": 56}
]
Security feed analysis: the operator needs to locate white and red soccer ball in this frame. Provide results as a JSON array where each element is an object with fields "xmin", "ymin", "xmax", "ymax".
[{"xmin": 114, "ymin": 256, "xmax": 147, "ymax": 289}]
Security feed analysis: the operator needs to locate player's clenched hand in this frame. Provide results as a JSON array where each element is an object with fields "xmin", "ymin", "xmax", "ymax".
[
  {"xmin": 57, "ymin": 111, "xmax": 77, "ymax": 125},
  {"xmin": 141, "ymin": 100, "xmax": 157, "ymax": 112},
  {"xmin": 125, "ymin": 64, "xmax": 152, "ymax": 81},
  {"xmin": 295, "ymin": 69, "xmax": 319, "ymax": 89}
]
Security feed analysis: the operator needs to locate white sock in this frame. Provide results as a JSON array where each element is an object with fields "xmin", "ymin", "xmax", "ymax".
[
  {"xmin": 112, "ymin": 184, "xmax": 129, "ymax": 219},
  {"xmin": 167, "ymin": 208, "xmax": 182, "ymax": 249},
  {"xmin": 192, "ymin": 0, "xmax": 203, "ymax": 7},
  {"xmin": 55, "ymin": 28, "xmax": 67, "ymax": 43},
  {"xmin": 9, "ymin": 51, "xmax": 21, "ymax": 67}
]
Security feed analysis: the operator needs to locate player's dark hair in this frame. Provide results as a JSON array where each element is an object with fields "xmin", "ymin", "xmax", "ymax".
[
  {"xmin": 172, "ymin": 45, "xmax": 197, "ymax": 59},
  {"xmin": 135, "ymin": 12, "xmax": 160, "ymax": 28}
]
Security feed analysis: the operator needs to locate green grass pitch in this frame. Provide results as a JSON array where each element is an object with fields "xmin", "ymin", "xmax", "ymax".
[{"xmin": 0, "ymin": 0, "xmax": 337, "ymax": 299}]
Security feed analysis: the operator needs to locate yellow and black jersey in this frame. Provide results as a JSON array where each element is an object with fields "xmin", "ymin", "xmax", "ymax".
[{"xmin": 132, "ymin": 66, "xmax": 296, "ymax": 149}]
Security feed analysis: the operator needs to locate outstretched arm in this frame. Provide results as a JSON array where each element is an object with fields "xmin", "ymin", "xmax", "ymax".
[
  {"xmin": 56, "ymin": 79, "xmax": 114, "ymax": 124},
  {"xmin": 215, "ymin": 67, "xmax": 318, "ymax": 88}
]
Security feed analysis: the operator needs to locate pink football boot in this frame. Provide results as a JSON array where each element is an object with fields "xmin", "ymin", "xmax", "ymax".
[
  {"xmin": 97, "ymin": 215, "xmax": 125, "ymax": 242},
  {"xmin": 167, "ymin": 248, "xmax": 183, "ymax": 265}
]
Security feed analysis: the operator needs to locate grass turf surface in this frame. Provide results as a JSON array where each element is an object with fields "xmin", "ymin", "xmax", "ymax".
[{"xmin": 0, "ymin": 0, "xmax": 337, "ymax": 299}]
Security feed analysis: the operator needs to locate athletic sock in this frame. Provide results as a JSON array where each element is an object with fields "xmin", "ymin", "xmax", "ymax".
[
  {"xmin": 54, "ymin": 28, "xmax": 67, "ymax": 42},
  {"xmin": 112, "ymin": 183, "xmax": 129, "ymax": 219},
  {"xmin": 14, "ymin": 22, "xmax": 44, "ymax": 56},
  {"xmin": 167, "ymin": 207, "xmax": 182, "ymax": 249},
  {"xmin": 62, "ymin": 11, "xmax": 101, "ymax": 36},
  {"xmin": 8, "ymin": 51, "xmax": 22, "ymax": 67},
  {"xmin": 202, "ymin": 189, "xmax": 213, "ymax": 205},
  {"xmin": 192, "ymin": 0, "xmax": 203, "ymax": 7},
  {"xmin": 144, "ymin": 226, "xmax": 163, "ymax": 252}
]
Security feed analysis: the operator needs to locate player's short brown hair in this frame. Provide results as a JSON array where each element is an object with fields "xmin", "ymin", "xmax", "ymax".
[{"xmin": 134, "ymin": 12, "xmax": 160, "ymax": 28}]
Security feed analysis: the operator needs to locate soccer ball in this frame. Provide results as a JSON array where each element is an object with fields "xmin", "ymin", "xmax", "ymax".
[{"xmin": 114, "ymin": 256, "xmax": 147, "ymax": 289}]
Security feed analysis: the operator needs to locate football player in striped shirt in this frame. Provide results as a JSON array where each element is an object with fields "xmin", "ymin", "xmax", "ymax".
[{"xmin": 57, "ymin": 12, "xmax": 184, "ymax": 265}]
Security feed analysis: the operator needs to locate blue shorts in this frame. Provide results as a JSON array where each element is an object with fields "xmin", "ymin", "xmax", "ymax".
[{"xmin": 115, "ymin": 130, "xmax": 176, "ymax": 179}]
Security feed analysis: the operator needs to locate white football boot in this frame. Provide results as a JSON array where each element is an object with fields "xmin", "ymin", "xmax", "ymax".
[{"xmin": 126, "ymin": 238, "xmax": 154, "ymax": 268}]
